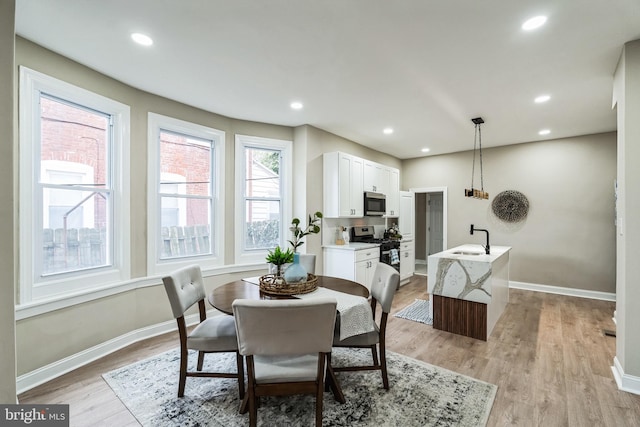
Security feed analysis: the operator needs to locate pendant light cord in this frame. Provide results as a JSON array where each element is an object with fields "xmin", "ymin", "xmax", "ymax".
[
  {"xmin": 471, "ymin": 124, "xmax": 478, "ymax": 189},
  {"xmin": 471, "ymin": 123, "xmax": 484, "ymax": 191},
  {"xmin": 478, "ymin": 123, "xmax": 484, "ymax": 191}
]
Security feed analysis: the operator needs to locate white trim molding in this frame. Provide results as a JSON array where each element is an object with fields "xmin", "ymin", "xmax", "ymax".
[
  {"xmin": 15, "ymin": 262, "xmax": 267, "ymax": 320},
  {"xmin": 509, "ymin": 280, "xmax": 616, "ymax": 302},
  {"xmin": 16, "ymin": 310, "xmax": 226, "ymax": 394},
  {"xmin": 612, "ymin": 357, "xmax": 640, "ymax": 395}
]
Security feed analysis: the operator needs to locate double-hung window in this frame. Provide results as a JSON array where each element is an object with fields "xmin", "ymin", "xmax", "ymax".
[
  {"xmin": 147, "ymin": 113, "xmax": 224, "ymax": 274},
  {"xmin": 19, "ymin": 67, "xmax": 130, "ymax": 303},
  {"xmin": 235, "ymin": 135, "xmax": 292, "ymax": 264}
]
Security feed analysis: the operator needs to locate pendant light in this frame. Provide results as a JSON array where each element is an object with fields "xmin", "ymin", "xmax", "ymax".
[{"xmin": 464, "ymin": 117, "xmax": 489, "ymax": 200}]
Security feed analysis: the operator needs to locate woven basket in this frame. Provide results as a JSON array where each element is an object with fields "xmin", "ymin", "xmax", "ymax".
[{"xmin": 259, "ymin": 273, "xmax": 318, "ymax": 296}]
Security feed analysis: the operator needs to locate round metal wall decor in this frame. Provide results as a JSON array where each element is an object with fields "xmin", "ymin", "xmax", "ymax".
[{"xmin": 492, "ymin": 190, "xmax": 529, "ymax": 223}]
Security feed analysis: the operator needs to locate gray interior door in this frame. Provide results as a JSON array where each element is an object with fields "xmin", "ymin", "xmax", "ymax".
[{"xmin": 427, "ymin": 193, "xmax": 443, "ymax": 254}]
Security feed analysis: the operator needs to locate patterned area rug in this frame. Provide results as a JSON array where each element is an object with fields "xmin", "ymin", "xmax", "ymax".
[
  {"xmin": 103, "ymin": 347, "xmax": 496, "ymax": 426},
  {"xmin": 394, "ymin": 299, "xmax": 433, "ymax": 325}
]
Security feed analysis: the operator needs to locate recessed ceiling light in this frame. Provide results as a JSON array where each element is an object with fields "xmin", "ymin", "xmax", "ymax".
[
  {"xmin": 522, "ymin": 16, "xmax": 547, "ymax": 31},
  {"xmin": 290, "ymin": 101, "xmax": 303, "ymax": 110},
  {"xmin": 383, "ymin": 127, "xmax": 394, "ymax": 135},
  {"xmin": 421, "ymin": 148, "xmax": 430, "ymax": 153},
  {"xmin": 535, "ymin": 95, "xmax": 551, "ymax": 103},
  {"xmin": 131, "ymin": 33, "xmax": 153, "ymax": 46},
  {"xmin": 539, "ymin": 129, "xmax": 551, "ymax": 135}
]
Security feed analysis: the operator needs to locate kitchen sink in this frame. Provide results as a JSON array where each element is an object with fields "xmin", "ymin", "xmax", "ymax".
[{"xmin": 452, "ymin": 251, "xmax": 483, "ymax": 255}]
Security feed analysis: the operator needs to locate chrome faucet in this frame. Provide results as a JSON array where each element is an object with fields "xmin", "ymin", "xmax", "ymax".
[{"xmin": 470, "ymin": 224, "xmax": 490, "ymax": 254}]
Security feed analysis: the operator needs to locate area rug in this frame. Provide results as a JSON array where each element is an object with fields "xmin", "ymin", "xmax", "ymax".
[
  {"xmin": 394, "ymin": 299, "xmax": 433, "ymax": 325},
  {"xmin": 103, "ymin": 347, "xmax": 496, "ymax": 426}
]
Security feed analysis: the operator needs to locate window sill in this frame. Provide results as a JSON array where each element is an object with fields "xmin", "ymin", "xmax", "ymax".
[{"xmin": 15, "ymin": 262, "xmax": 267, "ymax": 320}]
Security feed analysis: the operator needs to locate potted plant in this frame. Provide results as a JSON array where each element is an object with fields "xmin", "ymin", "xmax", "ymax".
[
  {"xmin": 265, "ymin": 245, "xmax": 294, "ymax": 277},
  {"xmin": 288, "ymin": 211, "xmax": 323, "ymax": 252}
]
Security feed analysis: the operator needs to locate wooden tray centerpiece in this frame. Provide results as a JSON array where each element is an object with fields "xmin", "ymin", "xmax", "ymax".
[{"xmin": 259, "ymin": 273, "xmax": 318, "ymax": 296}]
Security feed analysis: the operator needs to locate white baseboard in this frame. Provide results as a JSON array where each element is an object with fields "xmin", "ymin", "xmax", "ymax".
[
  {"xmin": 16, "ymin": 311, "xmax": 214, "ymax": 394},
  {"xmin": 612, "ymin": 356, "xmax": 640, "ymax": 395},
  {"xmin": 509, "ymin": 281, "xmax": 616, "ymax": 302}
]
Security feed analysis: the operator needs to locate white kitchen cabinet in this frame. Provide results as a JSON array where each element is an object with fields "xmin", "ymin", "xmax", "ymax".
[
  {"xmin": 385, "ymin": 167, "xmax": 400, "ymax": 217},
  {"xmin": 399, "ymin": 240, "xmax": 415, "ymax": 284},
  {"xmin": 363, "ymin": 160, "xmax": 384, "ymax": 193},
  {"xmin": 323, "ymin": 245, "xmax": 380, "ymax": 291},
  {"xmin": 399, "ymin": 190, "xmax": 414, "ymax": 240},
  {"xmin": 323, "ymin": 152, "xmax": 364, "ymax": 217}
]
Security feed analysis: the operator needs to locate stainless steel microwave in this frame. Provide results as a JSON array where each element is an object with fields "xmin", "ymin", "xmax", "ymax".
[{"xmin": 364, "ymin": 191, "xmax": 386, "ymax": 216}]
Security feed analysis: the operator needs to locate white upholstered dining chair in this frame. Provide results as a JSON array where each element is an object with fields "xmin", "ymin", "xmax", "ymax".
[
  {"xmin": 330, "ymin": 262, "xmax": 399, "ymax": 389},
  {"xmin": 162, "ymin": 264, "xmax": 244, "ymax": 398},
  {"xmin": 232, "ymin": 297, "xmax": 337, "ymax": 427},
  {"xmin": 298, "ymin": 253, "xmax": 316, "ymax": 274}
]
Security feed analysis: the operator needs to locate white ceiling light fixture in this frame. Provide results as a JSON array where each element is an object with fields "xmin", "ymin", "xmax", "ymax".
[
  {"xmin": 131, "ymin": 33, "xmax": 153, "ymax": 46},
  {"xmin": 290, "ymin": 101, "xmax": 303, "ymax": 110},
  {"xmin": 522, "ymin": 16, "xmax": 547, "ymax": 31},
  {"xmin": 383, "ymin": 127, "xmax": 394, "ymax": 135},
  {"xmin": 421, "ymin": 148, "xmax": 430, "ymax": 153},
  {"xmin": 539, "ymin": 129, "xmax": 551, "ymax": 135},
  {"xmin": 534, "ymin": 94, "xmax": 551, "ymax": 103}
]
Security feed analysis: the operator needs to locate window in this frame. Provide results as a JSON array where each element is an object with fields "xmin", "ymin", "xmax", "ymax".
[
  {"xmin": 147, "ymin": 113, "xmax": 224, "ymax": 274},
  {"xmin": 235, "ymin": 135, "xmax": 292, "ymax": 264},
  {"xmin": 19, "ymin": 67, "xmax": 130, "ymax": 303}
]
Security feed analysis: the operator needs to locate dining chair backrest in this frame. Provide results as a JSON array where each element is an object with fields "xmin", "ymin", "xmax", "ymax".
[
  {"xmin": 233, "ymin": 298, "xmax": 337, "ymax": 356},
  {"xmin": 162, "ymin": 264, "xmax": 206, "ymax": 318},
  {"xmin": 370, "ymin": 263, "xmax": 400, "ymax": 313},
  {"xmin": 299, "ymin": 254, "xmax": 316, "ymax": 274}
]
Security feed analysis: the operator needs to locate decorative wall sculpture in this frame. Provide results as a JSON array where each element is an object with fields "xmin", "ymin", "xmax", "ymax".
[{"xmin": 491, "ymin": 190, "xmax": 529, "ymax": 223}]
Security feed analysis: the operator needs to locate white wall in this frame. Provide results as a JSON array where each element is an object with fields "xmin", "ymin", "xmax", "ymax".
[
  {"xmin": 402, "ymin": 133, "xmax": 617, "ymax": 293},
  {"xmin": 613, "ymin": 39, "xmax": 640, "ymax": 390}
]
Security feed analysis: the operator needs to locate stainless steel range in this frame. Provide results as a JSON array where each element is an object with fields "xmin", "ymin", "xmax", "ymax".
[{"xmin": 350, "ymin": 226, "xmax": 401, "ymax": 272}]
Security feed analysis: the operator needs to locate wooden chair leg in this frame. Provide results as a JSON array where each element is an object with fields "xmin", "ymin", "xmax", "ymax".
[
  {"xmin": 316, "ymin": 355, "xmax": 325, "ymax": 426},
  {"xmin": 246, "ymin": 356, "xmax": 257, "ymax": 427},
  {"xmin": 236, "ymin": 352, "xmax": 245, "ymax": 399},
  {"xmin": 380, "ymin": 344, "xmax": 389, "ymax": 390},
  {"xmin": 371, "ymin": 345, "xmax": 379, "ymax": 366},
  {"xmin": 197, "ymin": 351, "xmax": 205, "ymax": 371},
  {"xmin": 178, "ymin": 347, "xmax": 188, "ymax": 397}
]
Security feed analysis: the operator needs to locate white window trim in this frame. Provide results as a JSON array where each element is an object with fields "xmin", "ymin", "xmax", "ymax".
[
  {"xmin": 18, "ymin": 66, "xmax": 131, "ymax": 304},
  {"xmin": 147, "ymin": 112, "xmax": 225, "ymax": 275},
  {"xmin": 234, "ymin": 134, "xmax": 292, "ymax": 265}
]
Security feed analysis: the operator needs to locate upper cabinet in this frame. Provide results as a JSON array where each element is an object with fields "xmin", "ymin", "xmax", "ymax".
[
  {"xmin": 323, "ymin": 152, "xmax": 364, "ymax": 218},
  {"xmin": 385, "ymin": 167, "xmax": 400, "ymax": 217},
  {"xmin": 324, "ymin": 152, "xmax": 400, "ymax": 218},
  {"xmin": 363, "ymin": 160, "xmax": 384, "ymax": 193}
]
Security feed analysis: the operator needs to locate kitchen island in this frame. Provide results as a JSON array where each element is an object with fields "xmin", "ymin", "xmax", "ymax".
[{"xmin": 427, "ymin": 244, "xmax": 511, "ymax": 340}]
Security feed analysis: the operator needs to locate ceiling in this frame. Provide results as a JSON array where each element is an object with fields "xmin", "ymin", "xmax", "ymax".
[{"xmin": 15, "ymin": 0, "xmax": 640, "ymax": 159}]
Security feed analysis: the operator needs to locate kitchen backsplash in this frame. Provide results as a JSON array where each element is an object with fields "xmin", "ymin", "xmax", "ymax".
[{"xmin": 322, "ymin": 217, "xmax": 387, "ymax": 245}]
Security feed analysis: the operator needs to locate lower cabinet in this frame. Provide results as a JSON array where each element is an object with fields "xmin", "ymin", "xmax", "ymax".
[
  {"xmin": 324, "ymin": 246, "xmax": 380, "ymax": 292},
  {"xmin": 399, "ymin": 240, "xmax": 415, "ymax": 284}
]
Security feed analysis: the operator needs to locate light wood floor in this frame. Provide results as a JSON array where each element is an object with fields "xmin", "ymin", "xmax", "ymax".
[{"xmin": 18, "ymin": 276, "xmax": 640, "ymax": 426}]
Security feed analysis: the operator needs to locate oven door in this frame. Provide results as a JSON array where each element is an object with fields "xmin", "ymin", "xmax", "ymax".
[{"xmin": 381, "ymin": 248, "xmax": 400, "ymax": 272}]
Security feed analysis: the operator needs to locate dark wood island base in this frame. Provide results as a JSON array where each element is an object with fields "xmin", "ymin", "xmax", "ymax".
[{"xmin": 432, "ymin": 294, "xmax": 488, "ymax": 341}]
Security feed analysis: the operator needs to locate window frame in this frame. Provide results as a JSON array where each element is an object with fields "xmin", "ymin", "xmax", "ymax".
[
  {"xmin": 234, "ymin": 134, "xmax": 292, "ymax": 265},
  {"xmin": 18, "ymin": 66, "xmax": 131, "ymax": 304},
  {"xmin": 147, "ymin": 112, "xmax": 225, "ymax": 275}
]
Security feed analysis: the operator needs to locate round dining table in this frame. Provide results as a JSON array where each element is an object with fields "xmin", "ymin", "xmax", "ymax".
[
  {"xmin": 207, "ymin": 274, "xmax": 370, "ymax": 406},
  {"xmin": 207, "ymin": 275, "xmax": 370, "ymax": 315}
]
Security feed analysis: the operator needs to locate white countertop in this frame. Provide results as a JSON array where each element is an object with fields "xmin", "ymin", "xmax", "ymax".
[
  {"xmin": 429, "ymin": 244, "xmax": 511, "ymax": 263},
  {"xmin": 322, "ymin": 242, "xmax": 380, "ymax": 250}
]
